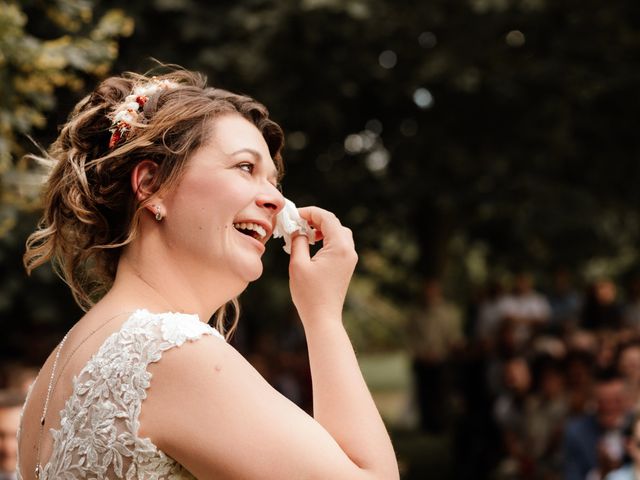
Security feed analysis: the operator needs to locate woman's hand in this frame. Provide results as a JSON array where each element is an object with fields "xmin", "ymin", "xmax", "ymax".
[{"xmin": 288, "ymin": 206, "xmax": 358, "ymax": 325}]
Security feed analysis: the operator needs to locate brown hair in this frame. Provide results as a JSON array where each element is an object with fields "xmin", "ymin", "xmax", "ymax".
[{"xmin": 23, "ymin": 68, "xmax": 285, "ymax": 338}]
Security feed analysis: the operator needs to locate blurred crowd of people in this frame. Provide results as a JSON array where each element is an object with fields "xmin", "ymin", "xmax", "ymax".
[{"xmin": 408, "ymin": 270, "xmax": 640, "ymax": 480}]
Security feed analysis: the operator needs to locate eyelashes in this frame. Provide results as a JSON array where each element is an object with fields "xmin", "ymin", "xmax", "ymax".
[
  {"xmin": 237, "ymin": 162, "xmax": 255, "ymax": 173},
  {"xmin": 237, "ymin": 162, "xmax": 280, "ymax": 189}
]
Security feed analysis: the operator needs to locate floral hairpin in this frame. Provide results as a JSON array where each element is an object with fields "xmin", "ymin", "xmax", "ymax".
[{"xmin": 108, "ymin": 79, "xmax": 178, "ymax": 149}]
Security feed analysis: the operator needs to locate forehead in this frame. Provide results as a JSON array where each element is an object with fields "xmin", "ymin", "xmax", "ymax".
[
  {"xmin": 206, "ymin": 115, "xmax": 272, "ymax": 155},
  {"xmin": 193, "ymin": 114, "xmax": 281, "ymax": 179}
]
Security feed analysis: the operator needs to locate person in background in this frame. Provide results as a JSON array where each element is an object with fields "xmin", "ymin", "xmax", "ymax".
[
  {"xmin": 622, "ymin": 277, "xmax": 640, "ymax": 330},
  {"xmin": 0, "ymin": 390, "xmax": 24, "ymax": 480},
  {"xmin": 605, "ymin": 413, "xmax": 640, "ymax": 480},
  {"xmin": 492, "ymin": 356, "xmax": 535, "ymax": 479},
  {"xmin": 596, "ymin": 332, "xmax": 621, "ymax": 372},
  {"xmin": 583, "ymin": 280, "xmax": 623, "ymax": 331},
  {"xmin": 548, "ymin": 268, "xmax": 582, "ymax": 332},
  {"xmin": 616, "ymin": 342, "xmax": 640, "ymax": 411},
  {"xmin": 497, "ymin": 272, "xmax": 551, "ymax": 348},
  {"xmin": 475, "ymin": 280, "xmax": 506, "ymax": 347},
  {"xmin": 408, "ymin": 277, "xmax": 464, "ymax": 433},
  {"xmin": 527, "ymin": 356, "xmax": 569, "ymax": 477},
  {"xmin": 564, "ymin": 370, "xmax": 629, "ymax": 480},
  {"xmin": 564, "ymin": 349, "xmax": 597, "ymax": 417}
]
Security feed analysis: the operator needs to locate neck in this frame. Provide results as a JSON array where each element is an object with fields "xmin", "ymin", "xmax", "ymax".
[{"xmin": 106, "ymin": 229, "xmax": 245, "ymax": 322}]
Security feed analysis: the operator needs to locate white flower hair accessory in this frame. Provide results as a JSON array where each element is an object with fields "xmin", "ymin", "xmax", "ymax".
[
  {"xmin": 273, "ymin": 198, "xmax": 316, "ymax": 254},
  {"xmin": 107, "ymin": 78, "xmax": 178, "ymax": 149}
]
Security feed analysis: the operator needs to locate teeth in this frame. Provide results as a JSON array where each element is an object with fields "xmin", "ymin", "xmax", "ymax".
[{"xmin": 233, "ymin": 222, "xmax": 267, "ymax": 240}]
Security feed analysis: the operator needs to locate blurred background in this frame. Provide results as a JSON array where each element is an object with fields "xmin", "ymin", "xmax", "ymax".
[{"xmin": 2, "ymin": 0, "xmax": 640, "ymax": 479}]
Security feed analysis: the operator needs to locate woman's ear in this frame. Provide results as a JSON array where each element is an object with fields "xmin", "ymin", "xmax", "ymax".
[
  {"xmin": 131, "ymin": 160, "xmax": 164, "ymax": 217},
  {"xmin": 131, "ymin": 160, "xmax": 160, "ymax": 201}
]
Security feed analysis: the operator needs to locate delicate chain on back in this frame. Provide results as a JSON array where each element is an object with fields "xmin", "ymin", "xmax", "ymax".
[{"xmin": 17, "ymin": 309, "xmax": 224, "ymax": 480}]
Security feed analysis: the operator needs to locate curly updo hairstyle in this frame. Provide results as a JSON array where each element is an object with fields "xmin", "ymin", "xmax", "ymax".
[{"xmin": 23, "ymin": 68, "xmax": 285, "ymax": 338}]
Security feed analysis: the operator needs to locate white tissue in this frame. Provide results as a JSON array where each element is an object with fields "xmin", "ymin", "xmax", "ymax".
[{"xmin": 273, "ymin": 199, "xmax": 316, "ymax": 254}]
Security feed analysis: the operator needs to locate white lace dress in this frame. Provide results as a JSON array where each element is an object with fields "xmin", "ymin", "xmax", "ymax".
[{"xmin": 17, "ymin": 309, "xmax": 225, "ymax": 480}]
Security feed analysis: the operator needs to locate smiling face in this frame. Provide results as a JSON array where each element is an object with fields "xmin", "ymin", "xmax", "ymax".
[{"xmin": 160, "ymin": 114, "xmax": 284, "ymax": 289}]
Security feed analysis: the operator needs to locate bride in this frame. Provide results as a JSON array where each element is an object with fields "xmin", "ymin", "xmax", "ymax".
[{"xmin": 16, "ymin": 69, "xmax": 399, "ymax": 479}]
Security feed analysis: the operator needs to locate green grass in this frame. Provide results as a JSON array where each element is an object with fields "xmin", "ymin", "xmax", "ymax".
[
  {"xmin": 358, "ymin": 350, "xmax": 412, "ymax": 391},
  {"xmin": 358, "ymin": 351, "xmax": 455, "ymax": 479}
]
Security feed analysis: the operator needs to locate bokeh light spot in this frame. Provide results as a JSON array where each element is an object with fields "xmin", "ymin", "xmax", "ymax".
[
  {"xmin": 418, "ymin": 31, "xmax": 437, "ymax": 48},
  {"xmin": 344, "ymin": 133, "xmax": 365, "ymax": 154},
  {"xmin": 379, "ymin": 50, "xmax": 397, "ymax": 69},
  {"xmin": 366, "ymin": 148, "xmax": 390, "ymax": 172},
  {"xmin": 287, "ymin": 131, "xmax": 308, "ymax": 150},
  {"xmin": 506, "ymin": 30, "xmax": 525, "ymax": 47},
  {"xmin": 365, "ymin": 118, "xmax": 383, "ymax": 135},
  {"xmin": 413, "ymin": 88, "xmax": 434, "ymax": 109}
]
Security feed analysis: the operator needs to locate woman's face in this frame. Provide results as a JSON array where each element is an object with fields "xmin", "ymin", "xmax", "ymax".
[{"xmin": 161, "ymin": 114, "xmax": 284, "ymax": 286}]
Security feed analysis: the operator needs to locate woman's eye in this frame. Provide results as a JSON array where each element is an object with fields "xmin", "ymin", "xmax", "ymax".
[{"xmin": 238, "ymin": 162, "xmax": 254, "ymax": 173}]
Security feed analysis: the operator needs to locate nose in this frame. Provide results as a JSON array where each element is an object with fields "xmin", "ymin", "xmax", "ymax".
[{"xmin": 256, "ymin": 183, "xmax": 285, "ymax": 214}]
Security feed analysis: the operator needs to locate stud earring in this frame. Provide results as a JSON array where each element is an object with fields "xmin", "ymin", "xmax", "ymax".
[{"xmin": 154, "ymin": 206, "xmax": 163, "ymax": 221}]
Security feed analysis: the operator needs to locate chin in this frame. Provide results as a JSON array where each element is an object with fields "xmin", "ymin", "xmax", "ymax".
[
  {"xmin": 244, "ymin": 264, "xmax": 264, "ymax": 282},
  {"xmin": 233, "ymin": 259, "xmax": 264, "ymax": 284}
]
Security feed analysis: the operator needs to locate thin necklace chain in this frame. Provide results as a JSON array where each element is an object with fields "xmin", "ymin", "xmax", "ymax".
[{"xmin": 34, "ymin": 310, "xmax": 134, "ymax": 479}]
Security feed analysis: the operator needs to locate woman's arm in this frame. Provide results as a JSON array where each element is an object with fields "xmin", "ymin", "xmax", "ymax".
[
  {"xmin": 144, "ymin": 335, "xmax": 399, "ymax": 480},
  {"xmin": 141, "ymin": 207, "xmax": 399, "ymax": 480},
  {"xmin": 304, "ymin": 320, "xmax": 399, "ymax": 478},
  {"xmin": 290, "ymin": 207, "xmax": 399, "ymax": 479}
]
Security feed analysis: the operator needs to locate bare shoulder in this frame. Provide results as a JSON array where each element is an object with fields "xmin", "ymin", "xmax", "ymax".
[
  {"xmin": 140, "ymin": 331, "xmax": 371, "ymax": 480},
  {"xmin": 144, "ymin": 331, "xmax": 263, "ymax": 400}
]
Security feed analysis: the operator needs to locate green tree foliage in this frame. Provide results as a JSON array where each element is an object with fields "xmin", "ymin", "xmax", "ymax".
[
  {"xmin": 0, "ymin": 0, "xmax": 132, "ymax": 232},
  {"xmin": 0, "ymin": 0, "xmax": 132, "ymax": 361}
]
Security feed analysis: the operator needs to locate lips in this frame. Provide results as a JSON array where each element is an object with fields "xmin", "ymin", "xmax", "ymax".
[
  {"xmin": 232, "ymin": 218, "xmax": 273, "ymax": 244},
  {"xmin": 234, "ymin": 225, "xmax": 266, "ymax": 253}
]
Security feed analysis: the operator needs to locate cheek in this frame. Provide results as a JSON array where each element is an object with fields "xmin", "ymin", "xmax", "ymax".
[
  {"xmin": 166, "ymin": 173, "xmax": 248, "ymax": 244},
  {"xmin": 178, "ymin": 171, "xmax": 246, "ymax": 213}
]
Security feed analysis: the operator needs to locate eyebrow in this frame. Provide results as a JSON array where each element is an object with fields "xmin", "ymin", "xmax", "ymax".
[{"xmin": 231, "ymin": 148, "xmax": 279, "ymax": 181}]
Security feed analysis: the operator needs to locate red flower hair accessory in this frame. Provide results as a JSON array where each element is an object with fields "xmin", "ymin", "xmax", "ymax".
[{"xmin": 108, "ymin": 79, "xmax": 178, "ymax": 149}]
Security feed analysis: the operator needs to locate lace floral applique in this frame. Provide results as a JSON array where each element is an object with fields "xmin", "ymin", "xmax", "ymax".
[
  {"xmin": 26, "ymin": 309, "xmax": 223, "ymax": 480},
  {"xmin": 160, "ymin": 314, "xmax": 223, "ymax": 346}
]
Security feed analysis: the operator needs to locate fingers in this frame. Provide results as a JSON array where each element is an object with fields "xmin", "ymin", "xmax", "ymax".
[
  {"xmin": 287, "ymin": 207, "xmax": 358, "ymax": 321},
  {"xmin": 297, "ymin": 206, "xmax": 342, "ymax": 244},
  {"xmin": 311, "ymin": 228, "xmax": 324, "ymax": 242},
  {"xmin": 289, "ymin": 232, "xmax": 311, "ymax": 264},
  {"xmin": 298, "ymin": 206, "xmax": 355, "ymax": 249}
]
